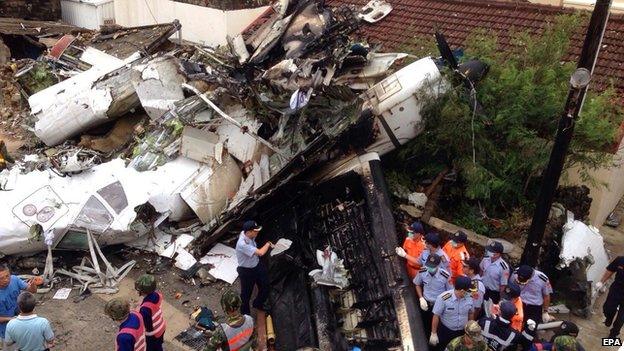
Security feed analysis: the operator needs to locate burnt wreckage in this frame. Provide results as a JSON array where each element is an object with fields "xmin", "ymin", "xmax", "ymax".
[
  {"xmin": 193, "ymin": 4, "xmax": 489, "ymax": 351},
  {"xmin": 0, "ymin": 0, "xmax": 491, "ymax": 348}
]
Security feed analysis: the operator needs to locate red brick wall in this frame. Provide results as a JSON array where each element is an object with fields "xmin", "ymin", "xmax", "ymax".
[{"xmin": 0, "ymin": 0, "xmax": 61, "ymax": 21}]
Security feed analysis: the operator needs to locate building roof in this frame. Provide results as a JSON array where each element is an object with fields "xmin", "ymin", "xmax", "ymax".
[{"xmin": 327, "ymin": 0, "xmax": 624, "ymax": 93}]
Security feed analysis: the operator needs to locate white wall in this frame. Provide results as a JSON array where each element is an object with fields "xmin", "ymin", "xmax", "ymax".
[
  {"xmin": 563, "ymin": 142, "xmax": 624, "ymax": 227},
  {"xmin": 114, "ymin": 0, "xmax": 268, "ymax": 46},
  {"xmin": 529, "ymin": 0, "xmax": 624, "ymax": 13}
]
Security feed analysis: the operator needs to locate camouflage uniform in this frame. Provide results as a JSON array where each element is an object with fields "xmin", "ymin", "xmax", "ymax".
[
  {"xmin": 445, "ymin": 321, "xmax": 488, "ymax": 351},
  {"xmin": 204, "ymin": 291, "xmax": 255, "ymax": 351},
  {"xmin": 552, "ymin": 335, "xmax": 578, "ymax": 351}
]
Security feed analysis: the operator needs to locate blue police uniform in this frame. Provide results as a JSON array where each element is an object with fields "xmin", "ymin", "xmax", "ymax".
[
  {"xmin": 510, "ymin": 268, "xmax": 552, "ymax": 326},
  {"xmin": 432, "ymin": 289, "xmax": 474, "ymax": 350},
  {"xmin": 419, "ymin": 248, "xmax": 450, "ymax": 271},
  {"xmin": 414, "ymin": 268, "xmax": 452, "ymax": 303},
  {"xmin": 480, "ymin": 257, "xmax": 509, "ymax": 304},
  {"xmin": 236, "ymin": 230, "xmax": 269, "ymax": 315}
]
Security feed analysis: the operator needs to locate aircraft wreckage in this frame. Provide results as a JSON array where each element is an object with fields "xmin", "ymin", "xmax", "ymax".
[{"xmin": 0, "ymin": 0, "xmax": 610, "ymax": 349}]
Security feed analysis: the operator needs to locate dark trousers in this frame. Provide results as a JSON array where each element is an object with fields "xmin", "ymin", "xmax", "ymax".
[
  {"xmin": 604, "ymin": 288, "xmax": 624, "ymax": 338},
  {"xmin": 421, "ymin": 302, "xmax": 434, "ymax": 337},
  {"xmin": 436, "ymin": 323, "xmax": 464, "ymax": 351},
  {"xmin": 484, "ymin": 289, "xmax": 501, "ymax": 304},
  {"xmin": 146, "ymin": 334, "xmax": 164, "ymax": 351},
  {"xmin": 523, "ymin": 303, "xmax": 543, "ymax": 337},
  {"xmin": 238, "ymin": 263, "xmax": 269, "ymax": 315}
]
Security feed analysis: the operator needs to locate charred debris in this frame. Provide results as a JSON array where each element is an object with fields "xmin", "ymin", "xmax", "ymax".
[{"xmin": 0, "ymin": 0, "xmax": 606, "ymax": 349}]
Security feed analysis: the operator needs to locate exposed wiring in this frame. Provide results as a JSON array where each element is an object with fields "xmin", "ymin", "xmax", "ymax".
[{"xmin": 143, "ymin": 0, "xmax": 158, "ymax": 24}]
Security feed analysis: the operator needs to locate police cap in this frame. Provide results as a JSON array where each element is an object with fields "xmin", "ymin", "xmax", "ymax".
[
  {"xmin": 486, "ymin": 241, "xmax": 504, "ymax": 254},
  {"xmin": 409, "ymin": 221, "xmax": 424, "ymax": 234},
  {"xmin": 455, "ymin": 275, "xmax": 471, "ymax": 290},
  {"xmin": 424, "ymin": 232, "xmax": 441, "ymax": 247},
  {"xmin": 425, "ymin": 254, "xmax": 441, "ymax": 268},
  {"xmin": 517, "ymin": 265, "xmax": 534, "ymax": 282},
  {"xmin": 452, "ymin": 231, "xmax": 468, "ymax": 244}
]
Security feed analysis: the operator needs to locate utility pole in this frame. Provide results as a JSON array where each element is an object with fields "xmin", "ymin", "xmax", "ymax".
[{"xmin": 521, "ymin": 0, "xmax": 612, "ymax": 266}]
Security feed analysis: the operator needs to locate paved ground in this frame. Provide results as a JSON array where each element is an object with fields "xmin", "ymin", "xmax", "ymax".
[{"xmin": 563, "ymin": 210, "xmax": 624, "ymax": 351}]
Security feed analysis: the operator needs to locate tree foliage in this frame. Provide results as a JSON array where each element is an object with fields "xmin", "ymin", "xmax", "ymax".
[{"xmin": 387, "ymin": 14, "xmax": 623, "ymax": 232}]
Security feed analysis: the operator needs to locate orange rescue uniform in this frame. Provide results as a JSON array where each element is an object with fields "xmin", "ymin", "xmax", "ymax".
[
  {"xmin": 403, "ymin": 237, "xmax": 425, "ymax": 279},
  {"xmin": 511, "ymin": 297, "xmax": 524, "ymax": 331},
  {"xmin": 442, "ymin": 242, "xmax": 470, "ymax": 284}
]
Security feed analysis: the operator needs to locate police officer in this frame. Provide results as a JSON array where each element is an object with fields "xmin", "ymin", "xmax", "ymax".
[
  {"xmin": 479, "ymin": 241, "xmax": 509, "ymax": 304},
  {"xmin": 511, "ymin": 265, "xmax": 553, "ymax": 329},
  {"xmin": 596, "ymin": 255, "xmax": 624, "ymax": 339},
  {"xmin": 397, "ymin": 221, "xmax": 426, "ymax": 279},
  {"xmin": 463, "ymin": 258, "xmax": 485, "ymax": 317},
  {"xmin": 105, "ymin": 298, "xmax": 147, "ymax": 351},
  {"xmin": 205, "ymin": 290, "xmax": 255, "ymax": 351},
  {"xmin": 414, "ymin": 254, "xmax": 452, "ymax": 336},
  {"xmin": 418, "ymin": 232, "xmax": 450, "ymax": 271},
  {"xmin": 443, "ymin": 231, "xmax": 470, "ymax": 284},
  {"xmin": 236, "ymin": 220, "xmax": 273, "ymax": 315},
  {"xmin": 445, "ymin": 321, "xmax": 488, "ymax": 351},
  {"xmin": 430, "ymin": 275, "xmax": 474, "ymax": 351},
  {"xmin": 135, "ymin": 274, "xmax": 166, "ymax": 351},
  {"xmin": 479, "ymin": 300, "xmax": 535, "ymax": 351}
]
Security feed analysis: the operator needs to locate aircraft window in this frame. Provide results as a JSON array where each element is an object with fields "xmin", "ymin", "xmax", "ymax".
[
  {"xmin": 55, "ymin": 230, "xmax": 89, "ymax": 250},
  {"xmin": 97, "ymin": 181, "xmax": 128, "ymax": 214},
  {"xmin": 74, "ymin": 196, "xmax": 113, "ymax": 232}
]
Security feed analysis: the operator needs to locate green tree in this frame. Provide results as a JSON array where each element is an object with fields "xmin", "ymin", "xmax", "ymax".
[{"xmin": 387, "ymin": 14, "xmax": 622, "ymax": 234}]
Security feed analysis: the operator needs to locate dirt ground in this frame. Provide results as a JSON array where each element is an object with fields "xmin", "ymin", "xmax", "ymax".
[{"xmin": 26, "ymin": 249, "xmax": 240, "ymax": 351}]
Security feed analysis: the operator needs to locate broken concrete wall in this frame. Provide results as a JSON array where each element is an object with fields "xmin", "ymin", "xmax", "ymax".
[{"xmin": 0, "ymin": 0, "xmax": 61, "ymax": 20}]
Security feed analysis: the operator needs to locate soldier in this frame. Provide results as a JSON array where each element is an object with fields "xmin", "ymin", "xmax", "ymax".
[
  {"xmin": 414, "ymin": 254, "xmax": 452, "ymax": 336},
  {"xmin": 135, "ymin": 274, "xmax": 166, "ymax": 351},
  {"xmin": 479, "ymin": 241, "xmax": 509, "ymax": 304},
  {"xmin": 205, "ymin": 290, "xmax": 255, "ymax": 351},
  {"xmin": 105, "ymin": 298, "xmax": 146, "ymax": 351},
  {"xmin": 511, "ymin": 265, "xmax": 553, "ymax": 328},
  {"xmin": 478, "ymin": 300, "xmax": 535, "ymax": 351},
  {"xmin": 430, "ymin": 276, "xmax": 474, "ymax": 350},
  {"xmin": 444, "ymin": 321, "xmax": 488, "ymax": 351},
  {"xmin": 529, "ymin": 321, "xmax": 586, "ymax": 351},
  {"xmin": 398, "ymin": 221, "xmax": 426, "ymax": 279},
  {"xmin": 463, "ymin": 258, "xmax": 485, "ymax": 317},
  {"xmin": 443, "ymin": 231, "xmax": 470, "ymax": 284},
  {"xmin": 595, "ymin": 256, "xmax": 624, "ymax": 339}
]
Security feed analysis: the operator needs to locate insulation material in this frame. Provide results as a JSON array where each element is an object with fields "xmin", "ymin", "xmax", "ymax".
[
  {"xmin": 215, "ymin": 110, "xmax": 263, "ymax": 164},
  {"xmin": 0, "ymin": 157, "xmax": 201, "ymax": 256},
  {"xmin": 180, "ymin": 155, "xmax": 242, "ymax": 224},
  {"xmin": 134, "ymin": 57, "xmax": 186, "ymax": 120},
  {"xmin": 199, "ymin": 243, "xmax": 238, "ymax": 284}
]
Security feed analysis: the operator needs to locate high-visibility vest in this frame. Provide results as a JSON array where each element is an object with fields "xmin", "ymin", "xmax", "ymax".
[
  {"xmin": 222, "ymin": 315, "xmax": 254, "ymax": 351},
  {"xmin": 511, "ymin": 297, "xmax": 524, "ymax": 332},
  {"xmin": 403, "ymin": 237, "xmax": 425, "ymax": 279},
  {"xmin": 442, "ymin": 242, "xmax": 470, "ymax": 283},
  {"xmin": 141, "ymin": 292, "xmax": 167, "ymax": 338},
  {"xmin": 117, "ymin": 311, "xmax": 146, "ymax": 351}
]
